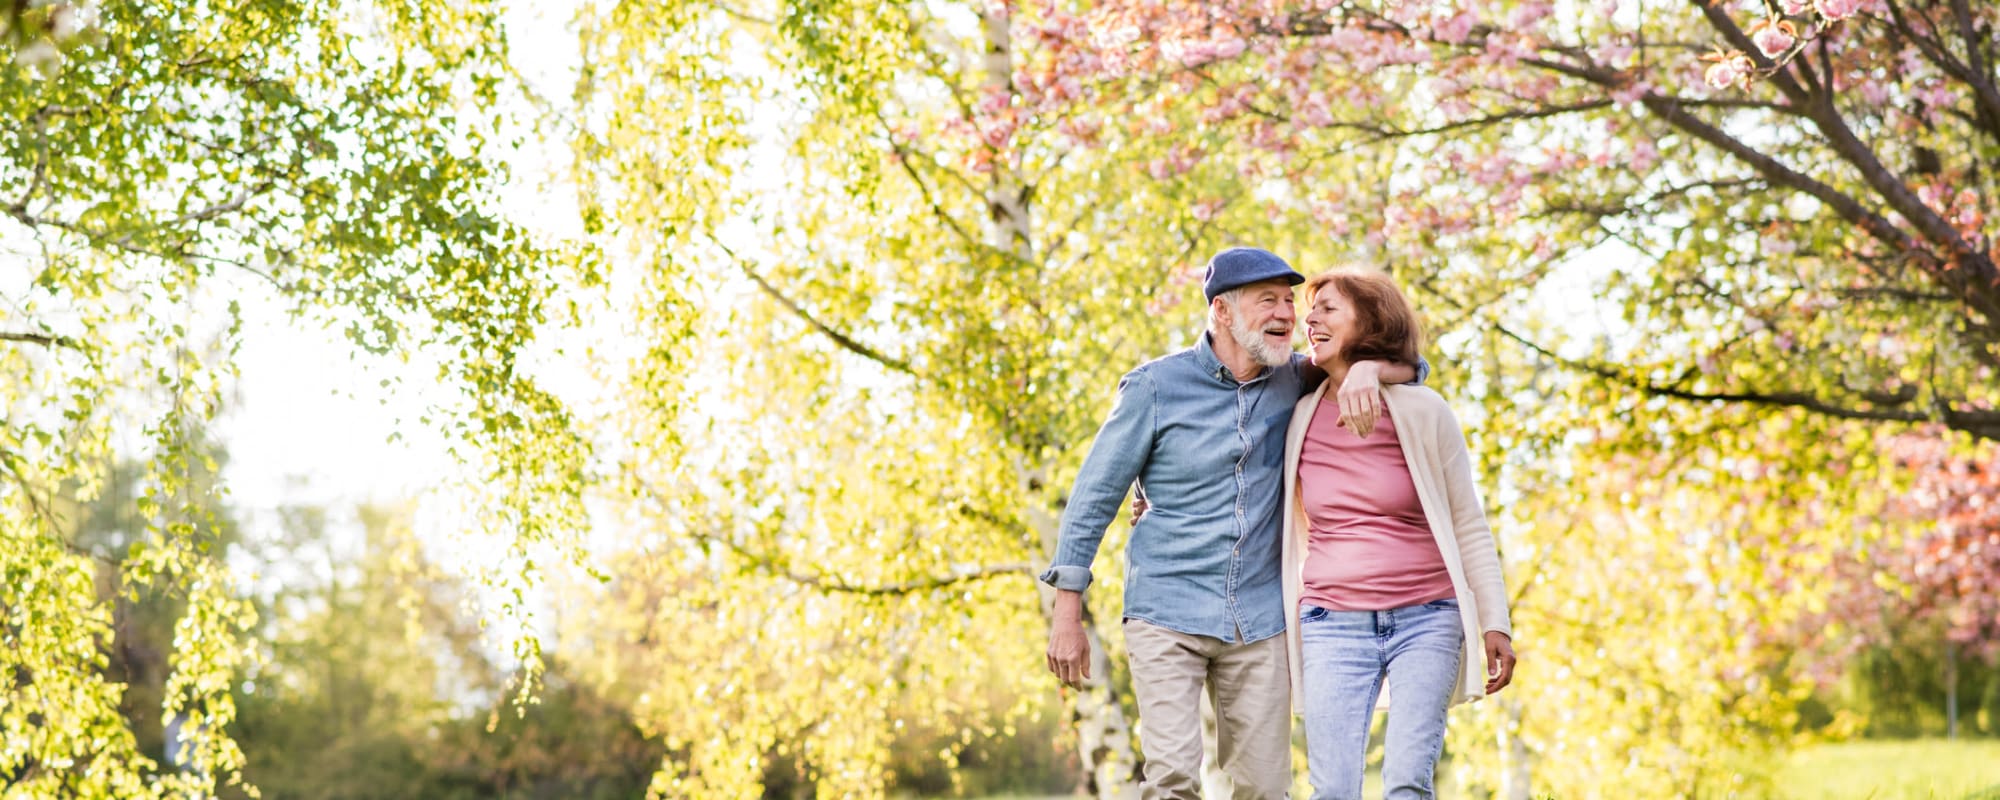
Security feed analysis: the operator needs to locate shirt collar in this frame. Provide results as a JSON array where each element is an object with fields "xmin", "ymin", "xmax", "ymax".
[{"xmin": 1198, "ymin": 331, "xmax": 1271, "ymax": 385}]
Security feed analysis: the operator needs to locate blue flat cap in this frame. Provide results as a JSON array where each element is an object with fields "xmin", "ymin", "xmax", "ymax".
[{"xmin": 1202, "ymin": 247, "xmax": 1305, "ymax": 302}]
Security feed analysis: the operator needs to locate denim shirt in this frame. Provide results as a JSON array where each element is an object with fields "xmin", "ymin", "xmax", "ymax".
[{"xmin": 1042, "ymin": 334, "xmax": 1429, "ymax": 645}]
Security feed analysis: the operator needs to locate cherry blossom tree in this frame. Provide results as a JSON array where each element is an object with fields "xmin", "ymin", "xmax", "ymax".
[{"xmin": 1023, "ymin": 0, "xmax": 1997, "ymax": 442}]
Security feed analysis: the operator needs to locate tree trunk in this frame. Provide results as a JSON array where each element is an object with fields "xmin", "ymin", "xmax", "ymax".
[
  {"xmin": 1498, "ymin": 698, "xmax": 1532, "ymax": 800},
  {"xmin": 981, "ymin": 6, "xmax": 1138, "ymax": 795},
  {"xmin": 1946, "ymin": 637, "xmax": 1960, "ymax": 740},
  {"xmin": 1029, "ymin": 494, "xmax": 1140, "ymax": 796},
  {"xmin": 1484, "ymin": 335, "xmax": 1534, "ymax": 800}
]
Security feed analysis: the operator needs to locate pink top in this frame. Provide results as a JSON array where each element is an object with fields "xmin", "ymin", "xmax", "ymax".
[{"xmin": 1297, "ymin": 402, "xmax": 1456, "ymax": 611}]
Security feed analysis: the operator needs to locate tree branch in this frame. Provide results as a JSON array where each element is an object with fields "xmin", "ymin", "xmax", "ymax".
[
  {"xmin": 1493, "ymin": 318, "xmax": 2000, "ymax": 439},
  {"xmin": 1946, "ymin": 0, "xmax": 2000, "ymax": 140},
  {"xmin": 635, "ymin": 478, "xmax": 1032, "ymax": 596},
  {"xmin": 772, "ymin": 560, "xmax": 1035, "ymax": 596},
  {"xmin": 1885, "ymin": 0, "xmax": 2000, "ymax": 143},
  {"xmin": 0, "ymin": 331, "xmax": 77, "ymax": 349},
  {"xmin": 714, "ymin": 241, "xmax": 918, "ymax": 376},
  {"xmin": 1688, "ymin": 0, "xmax": 2000, "ymax": 324}
]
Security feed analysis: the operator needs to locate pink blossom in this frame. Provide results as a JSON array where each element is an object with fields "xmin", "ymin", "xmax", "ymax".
[
  {"xmin": 980, "ymin": 118, "xmax": 1016, "ymax": 149},
  {"xmin": 1600, "ymin": 42, "xmax": 1635, "ymax": 68},
  {"xmin": 1100, "ymin": 48, "xmax": 1131, "ymax": 76},
  {"xmin": 1508, "ymin": 1, "xmax": 1552, "ymax": 28},
  {"xmin": 1176, "ymin": 40, "xmax": 1219, "ymax": 67},
  {"xmin": 1781, "ymin": 0, "xmax": 1810, "ymax": 13},
  {"xmin": 1954, "ymin": 206, "xmax": 1985, "ymax": 232},
  {"xmin": 1056, "ymin": 75, "xmax": 1082, "ymax": 102},
  {"xmin": 966, "ymin": 148, "xmax": 995, "ymax": 175},
  {"xmin": 1752, "ymin": 23, "xmax": 1796, "ymax": 58},
  {"xmin": 1859, "ymin": 79, "xmax": 1891, "ymax": 106},
  {"xmin": 1433, "ymin": 12, "xmax": 1475, "ymax": 44},
  {"xmin": 1611, "ymin": 78, "xmax": 1651, "ymax": 105},
  {"xmin": 1917, "ymin": 183, "xmax": 1946, "ymax": 209},
  {"xmin": 978, "ymin": 88, "xmax": 1011, "ymax": 114},
  {"xmin": 1760, "ymin": 230, "xmax": 1797, "ymax": 256},
  {"xmin": 1298, "ymin": 94, "xmax": 1334, "ymax": 127},
  {"xmin": 1703, "ymin": 54, "xmax": 1753, "ymax": 89},
  {"xmin": 1214, "ymin": 37, "xmax": 1247, "ymax": 60},
  {"xmin": 1917, "ymin": 82, "xmax": 1958, "ymax": 116},
  {"xmin": 1899, "ymin": 47, "xmax": 1926, "ymax": 75},
  {"xmin": 1326, "ymin": 26, "xmax": 1368, "ymax": 51},
  {"xmin": 1482, "ymin": 33, "xmax": 1536, "ymax": 68},
  {"xmin": 1814, "ymin": 0, "xmax": 1862, "ymax": 20},
  {"xmin": 1091, "ymin": 19, "xmax": 1142, "ymax": 49},
  {"xmin": 1056, "ymin": 116, "xmax": 1101, "ymax": 144}
]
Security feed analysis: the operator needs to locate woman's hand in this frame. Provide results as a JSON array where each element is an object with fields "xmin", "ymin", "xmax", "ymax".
[{"xmin": 1484, "ymin": 631, "xmax": 1516, "ymax": 694}]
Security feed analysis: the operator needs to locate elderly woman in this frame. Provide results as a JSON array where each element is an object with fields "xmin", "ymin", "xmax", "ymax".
[{"xmin": 1280, "ymin": 269, "xmax": 1517, "ymax": 800}]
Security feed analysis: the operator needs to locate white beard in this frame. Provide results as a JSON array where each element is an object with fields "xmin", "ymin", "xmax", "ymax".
[{"xmin": 1228, "ymin": 314, "xmax": 1290, "ymax": 367}]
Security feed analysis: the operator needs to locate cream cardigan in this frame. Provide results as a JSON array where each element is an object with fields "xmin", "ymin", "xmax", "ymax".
[{"xmin": 1281, "ymin": 381, "xmax": 1512, "ymax": 712}]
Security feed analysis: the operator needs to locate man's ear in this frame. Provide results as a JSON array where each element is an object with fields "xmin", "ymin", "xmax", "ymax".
[{"xmin": 1210, "ymin": 296, "xmax": 1230, "ymax": 327}]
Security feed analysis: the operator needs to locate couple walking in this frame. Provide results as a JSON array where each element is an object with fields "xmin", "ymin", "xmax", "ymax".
[{"xmin": 1042, "ymin": 247, "xmax": 1516, "ymax": 800}]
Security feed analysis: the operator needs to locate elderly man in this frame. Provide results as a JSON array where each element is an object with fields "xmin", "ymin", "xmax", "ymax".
[{"xmin": 1042, "ymin": 247, "xmax": 1426, "ymax": 799}]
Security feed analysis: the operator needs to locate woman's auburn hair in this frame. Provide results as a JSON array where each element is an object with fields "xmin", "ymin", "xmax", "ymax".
[{"xmin": 1304, "ymin": 268, "xmax": 1424, "ymax": 368}]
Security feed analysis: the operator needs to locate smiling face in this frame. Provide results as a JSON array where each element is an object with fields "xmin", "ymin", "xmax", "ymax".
[
  {"xmin": 1300, "ymin": 268, "xmax": 1424, "ymax": 369},
  {"xmin": 1216, "ymin": 279, "xmax": 1297, "ymax": 367},
  {"xmin": 1303, "ymin": 284, "xmax": 1357, "ymax": 367}
]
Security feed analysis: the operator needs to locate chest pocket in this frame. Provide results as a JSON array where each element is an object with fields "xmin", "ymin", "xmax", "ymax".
[{"xmin": 1256, "ymin": 410, "xmax": 1290, "ymax": 468}]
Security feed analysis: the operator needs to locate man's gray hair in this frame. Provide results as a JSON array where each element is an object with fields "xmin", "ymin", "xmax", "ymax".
[{"xmin": 1207, "ymin": 286, "xmax": 1246, "ymax": 330}]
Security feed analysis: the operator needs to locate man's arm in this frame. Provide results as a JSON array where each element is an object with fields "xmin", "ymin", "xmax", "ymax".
[
  {"xmin": 1296, "ymin": 355, "xmax": 1428, "ymax": 390},
  {"xmin": 1298, "ymin": 355, "xmax": 1429, "ymax": 438},
  {"xmin": 1041, "ymin": 370, "xmax": 1155, "ymax": 591},
  {"xmin": 1043, "ymin": 370, "xmax": 1155, "ymax": 687}
]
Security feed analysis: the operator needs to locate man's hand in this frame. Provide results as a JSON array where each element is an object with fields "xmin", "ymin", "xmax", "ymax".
[
  {"xmin": 1336, "ymin": 360, "xmax": 1386, "ymax": 438},
  {"xmin": 1046, "ymin": 591, "xmax": 1091, "ymax": 688},
  {"xmin": 1484, "ymin": 631, "xmax": 1517, "ymax": 695}
]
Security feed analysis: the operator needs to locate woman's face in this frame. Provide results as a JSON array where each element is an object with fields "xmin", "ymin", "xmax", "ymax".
[{"xmin": 1304, "ymin": 286, "xmax": 1356, "ymax": 366}]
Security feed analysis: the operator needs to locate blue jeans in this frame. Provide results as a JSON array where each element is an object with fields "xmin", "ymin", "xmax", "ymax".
[{"xmin": 1299, "ymin": 599, "xmax": 1464, "ymax": 800}]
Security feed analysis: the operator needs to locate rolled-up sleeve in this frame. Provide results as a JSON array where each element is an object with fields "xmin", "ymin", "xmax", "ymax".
[{"xmin": 1040, "ymin": 369, "xmax": 1156, "ymax": 592}]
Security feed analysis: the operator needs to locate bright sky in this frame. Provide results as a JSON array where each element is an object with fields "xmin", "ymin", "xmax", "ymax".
[{"xmin": 215, "ymin": 0, "xmax": 589, "ymax": 611}]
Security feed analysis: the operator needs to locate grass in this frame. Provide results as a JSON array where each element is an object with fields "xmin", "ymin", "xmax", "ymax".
[
  {"xmin": 966, "ymin": 738, "xmax": 2000, "ymax": 799},
  {"xmin": 1775, "ymin": 738, "xmax": 2000, "ymax": 800}
]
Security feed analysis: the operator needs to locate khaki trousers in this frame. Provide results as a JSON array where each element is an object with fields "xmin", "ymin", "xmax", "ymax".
[{"xmin": 1124, "ymin": 618, "xmax": 1292, "ymax": 800}]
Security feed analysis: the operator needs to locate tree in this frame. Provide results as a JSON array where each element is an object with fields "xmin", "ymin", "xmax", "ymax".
[
  {"xmin": 561, "ymin": 0, "xmax": 1399, "ymax": 794},
  {"xmin": 1002, "ymin": 1, "xmax": 1997, "ymax": 792},
  {"xmin": 228, "ymin": 502, "xmax": 658, "ymax": 800},
  {"xmin": 1, "ymin": 1, "xmax": 592, "ymax": 794},
  {"xmin": 1435, "ymin": 402, "xmax": 1910, "ymax": 797},
  {"xmin": 1882, "ymin": 432, "xmax": 2000, "ymax": 670},
  {"xmin": 1026, "ymin": 0, "xmax": 1996, "ymax": 442},
  {"xmin": 1803, "ymin": 429, "xmax": 2000, "ymax": 737},
  {"xmin": 556, "ymin": 0, "xmax": 1999, "ymax": 795}
]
